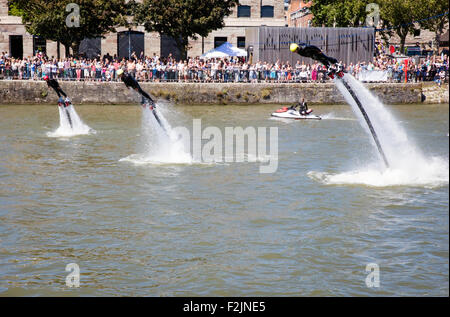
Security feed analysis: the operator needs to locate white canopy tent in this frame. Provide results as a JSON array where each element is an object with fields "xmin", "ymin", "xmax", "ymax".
[{"xmin": 201, "ymin": 42, "xmax": 247, "ymax": 58}]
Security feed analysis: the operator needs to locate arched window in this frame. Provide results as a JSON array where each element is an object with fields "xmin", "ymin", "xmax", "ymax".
[
  {"xmin": 117, "ymin": 31, "xmax": 144, "ymax": 59},
  {"xmin": 261, "ymin": 5, "xmax": 274, "ymax": 18},
  {"xmin": 79, "ymin": 37, "xmax": 101, "ymax": 59},
  {"xmin": 237, "ymin": 5, "xmax": 251, "ymax": 18}
]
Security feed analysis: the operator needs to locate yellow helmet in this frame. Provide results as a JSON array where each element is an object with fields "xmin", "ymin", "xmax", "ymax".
[{"xmin": 290, "ymin": 43, "xmax": 299, "ymax": 53}]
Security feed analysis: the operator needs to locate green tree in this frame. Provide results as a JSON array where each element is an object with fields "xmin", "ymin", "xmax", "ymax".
[
  {"xmin": 12, "ymin": 0, "xmax": 129, "ymax": 57},
  {"xmin": 416, "ymin": 0, "xmax": 449, "ymax": 51},
  {"xmin": 7, "ymin": 1, "xmax": 23, "ymax": 16},
  {"xmin": 376, "ymin": 0, "xmax": 426, "ymax": 54},
  {"xmin": 135, "ymin": 0, "xmax": 239, "ymax": 59},
  {"xmin": 311, "ymin": 0, "xmax": 372, "ymax": 27}
]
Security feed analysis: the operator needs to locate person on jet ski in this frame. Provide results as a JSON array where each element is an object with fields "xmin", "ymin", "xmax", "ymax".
[
  {"xmin": 288, "ymin": 98, "xmax": 308, "ymax": 115},
  {"xmin": 117, "ymin": 69, "xmax": 154, "ymax": 105},
  {"xmin": 290, "ymin": 43, "xmax": 338, "ymax": 68},
  {"xmin": 43, "ymin": 75, "xmax": 71, "ymax": 107},
  {"xmin": 299, "ymin": 98, "xmax": 309, "ymax": 115}
]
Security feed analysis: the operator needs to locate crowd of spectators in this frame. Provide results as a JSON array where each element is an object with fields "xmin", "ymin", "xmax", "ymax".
[{"xmin": 0, "ymin": 50, "xmax": 448, "ymax": 84}]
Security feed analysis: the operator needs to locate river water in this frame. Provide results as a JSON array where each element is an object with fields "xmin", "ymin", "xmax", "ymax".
[{"xmin": 0, "ymin": 103, "xmax": 448, "ymax": 296}]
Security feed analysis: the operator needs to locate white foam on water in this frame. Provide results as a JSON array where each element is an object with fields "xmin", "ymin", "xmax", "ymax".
[
  {"xmin": 245, "ymin": 153, "xmax": 274, "ymax": 163},
  {"xmin": 120, "ymin": 104, "xmax": 195, "ymax": 165},
  {"xmin": 309, "ymin": 74, "xmax": 449, "ymax": 188},
  {"xmin": 308, "ymin": 156, "xmax": 448, "ymax": 188},
  {"xmin": 47, "ymin": 105, "xmax": 94, "ymax": 138},
  {"xmin": 321, "ymin": 112, "xmax": 357, "ymax": 121},
  {"xmin": 269, "ymin": 116, "xmax": 297, "ymax": 124}
]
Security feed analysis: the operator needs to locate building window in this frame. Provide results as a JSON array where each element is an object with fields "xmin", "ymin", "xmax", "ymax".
[
  {"xmin": 237, "ymin": 5, "xmax": 251, "ymax": 18},
  {"xmin": 237, "ymin": 37, "xmax": 246, "ymax": 49},
  {"xmin": 261, "ymin": 5, "xmax": 274, "ymax": 18},
  {"xmin": 214, "ymin": 37, "xmax": 227, "ymax": 48}
]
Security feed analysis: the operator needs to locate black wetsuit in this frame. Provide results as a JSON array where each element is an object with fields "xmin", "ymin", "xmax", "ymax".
[
  {"xmin": 121, "ymin": 73, "xmax": 154, "ymax": 104},
  {"xmin": 293, "ymin": 44, "xmax": 338, "ymax": 67},
  {"xmin": 299, "ymin": 102, "xmax": 308, "ymax": 115},
  {"xmin": 46, "ymin": 79, "xmax": 67, "ymax": 98}
]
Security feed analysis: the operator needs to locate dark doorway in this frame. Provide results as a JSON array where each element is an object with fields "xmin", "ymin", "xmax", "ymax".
[
  {"xmin": 80, "ymin": 37, "xmax": 102, "ymax": 60},
  {"xmin": 33, "ymin": 36, "xmax": 47, "ymax": 56},
  {"xmin": 117, "ymin": 31, "xmax": 144, "ymax": 60},
  {"xmin": 9, "ymin": 35, "xmax": 23, "ymax": 59}
]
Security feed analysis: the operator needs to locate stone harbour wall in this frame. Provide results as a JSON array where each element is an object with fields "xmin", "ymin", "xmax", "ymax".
[{"xmin": 0, "ymin": 81, "xmax": 448, "ymax": 105}]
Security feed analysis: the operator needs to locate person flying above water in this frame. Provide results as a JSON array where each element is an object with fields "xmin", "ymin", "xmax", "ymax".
[
  {"xmin": 117, "ymin": 69, "xmax": 154, "ymax": 105},
  {"xmin": 117, "ymin": 68, "xmax": 167, "ymax": 131},
  {"xmin": 43, "ymin": 75, "xmax": 71, "ymax": 107},
  {"xmin": 289, "ymin": 43, "xmax": 338, "ymax": 68}
]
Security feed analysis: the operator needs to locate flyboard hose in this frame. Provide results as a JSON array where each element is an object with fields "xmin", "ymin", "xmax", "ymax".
[
  {"xmin": 66, "ymin": 108, "xmax": 73, "ymax": 128},
  {"xmin": 50, "ymin": 83, "xmax": 73, "ymax": 129},
  {"xmin": 55, "ymin": 94, "xmax": 72, "ymax": 129},
  {"xmin": 289, "ymin": 43, "xmax": 390, "ymax": 168},
  {"xmin": 149, "ymin": 102, "xmax": 168, "ymax": 135},
  {"xmin": 142, "ymin": 95, "xmax": 169, "ymax": 135},
  {"xmin": 340, "ymin": 78, "xmax": 390, "ymax": 168}
]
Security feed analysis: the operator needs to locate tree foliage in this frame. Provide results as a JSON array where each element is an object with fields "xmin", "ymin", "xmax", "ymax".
[
  {"xmin": 311, "ymin": 0, "xmax": 372, "ymax": 27},
  {"xmin": 11, "ymin": 0, "xmax": 129, "ymax": 57},
  {"xmin": 376, "ymin": 0, "xmax": 422, "ymax": 53},
  {"xmin": 416, "ymin": 0, "xmax": 449, "ymax": 47},
  {"xmin": 135, "ymin": 0, "xmax": 239, "ymax": 59},
  {"xmin": 7, "ymin": 1, "xmax": 23, "ymax": 16},
  {"xmin": 311, "ymin": 0, "xmax": 449, "ymax": 53}
]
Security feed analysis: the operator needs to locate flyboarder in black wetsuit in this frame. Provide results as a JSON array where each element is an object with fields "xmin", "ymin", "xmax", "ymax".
[
  {"xmin": 290, "ymin": 43, "xmax": 338, "ymax": 68},
  {"xmin": 44, "ymin": 75, "xmax": 73, "ymax": 127},
  {"xmin": 44, "ymin": 75, "xmax": 67, "ymax": 99},
  {"xmin": 117, "ymin": 69, "xmax": 154, "ymax": 105},
  {"xmin": 117, "ymin": 69, "xmax": 167, "ymax": 133},
  {"xmin": 290, "ymin": 43, "xmax": 344, "ymax": 78}
]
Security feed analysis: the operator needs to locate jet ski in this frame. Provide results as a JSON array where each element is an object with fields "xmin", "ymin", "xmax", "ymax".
[{"xmin": 271, "ymin": 107, "xmax": 321, "ymax": 120}]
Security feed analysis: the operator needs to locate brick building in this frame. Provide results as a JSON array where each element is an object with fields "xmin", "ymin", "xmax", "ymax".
[
  {"xmin": 0, "ymin": 0, "xmax": 66, "ymax": 58},
  {"xmin": 0, "ymin": 0, "xmax": 286, "ymax": 60},
  {"xmin": 288, "ymin": 0, "xmax": 313, "ymax": 28}
]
